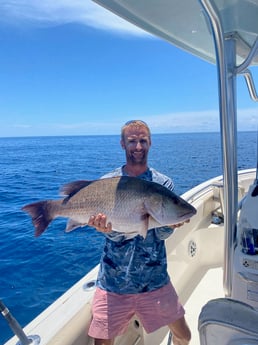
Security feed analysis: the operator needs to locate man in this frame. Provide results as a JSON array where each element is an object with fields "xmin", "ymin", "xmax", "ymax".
[{"xmin": 88, "ymin": 120, "xmax": 191, "ymax": 345}]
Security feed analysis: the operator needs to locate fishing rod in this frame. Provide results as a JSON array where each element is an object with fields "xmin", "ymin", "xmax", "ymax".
[
  {"xmin": 255, "ymin": 128, "xmax": 258, "ymax": 184},
  {"xmin": 0, "ymin": 299, "xmax": 40, "ymax": 345}
]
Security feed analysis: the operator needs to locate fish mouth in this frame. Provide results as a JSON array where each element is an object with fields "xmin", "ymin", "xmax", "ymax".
[{"xmin": 179, "ymin": 210, "xmax": 196, "ymax": 219}]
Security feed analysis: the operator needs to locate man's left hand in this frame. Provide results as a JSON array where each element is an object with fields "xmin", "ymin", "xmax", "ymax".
[{"xmin": 171, "ymin": 219, "xmax": 190, "ymax": 228}]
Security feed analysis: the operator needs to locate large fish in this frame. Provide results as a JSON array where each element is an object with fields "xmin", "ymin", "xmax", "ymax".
[{"xmin": 22, "ymin": 176, "xmax": 196, "ymax": 238}]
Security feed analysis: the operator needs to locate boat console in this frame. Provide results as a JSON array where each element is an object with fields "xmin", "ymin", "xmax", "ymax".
[{"xmin": 232, "ymin": 181, "xmax": 258, "ymax": 309}]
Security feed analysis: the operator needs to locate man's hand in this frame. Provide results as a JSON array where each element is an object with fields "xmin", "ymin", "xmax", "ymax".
[
  {"xmin": 88, "ymin": 213, "xmax": 112, "ymax": 233},
  {"xmin": 171, "ymin": 219, "xmax": 190, "ymax": 228}
]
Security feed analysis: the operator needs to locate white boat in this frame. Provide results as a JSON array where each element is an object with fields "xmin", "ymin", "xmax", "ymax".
[{"xmin": 3, "ymin": 1, "xmax": 258, "ymax": 344}]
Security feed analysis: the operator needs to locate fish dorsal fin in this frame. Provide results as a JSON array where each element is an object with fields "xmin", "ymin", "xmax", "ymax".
[{"xmin": 60, "ymin": 180, "xmax": 94, "ymax": 197}]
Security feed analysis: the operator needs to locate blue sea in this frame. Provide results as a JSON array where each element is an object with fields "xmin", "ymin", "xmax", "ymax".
[{"xmin": 0, "ymin": 132, "xmax": 257, "ymax": 344}]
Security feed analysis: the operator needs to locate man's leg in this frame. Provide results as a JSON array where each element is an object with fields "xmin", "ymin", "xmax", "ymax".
[
  {"xmin": 168, "ymin": 316, "xmax": 191, "ymax": 345},
  {"xmin": 95, "ymin": 338, "xmax": 114, "ymax": 345}
]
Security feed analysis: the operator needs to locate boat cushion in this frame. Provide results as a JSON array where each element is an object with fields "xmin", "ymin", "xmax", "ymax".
[{"xmin": 198, "ymin": 298, "xmax": 258, "ymax": 345}]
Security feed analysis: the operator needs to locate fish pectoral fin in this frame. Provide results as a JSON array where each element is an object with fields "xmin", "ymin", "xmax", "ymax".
[
  {"xmin": 137, "ymin": 214, "xmax": 150, "ymax": 239},
  {"xmin": 65, "ymin": 219, "xmax": 86, "ymax": 232},
  {"xmin": 139, "ymin": 228, "xmax": 148, "ymax": 239},
  {"xmin": 148, "ymin": 216, "xmax": 161, "ymax": 230}
]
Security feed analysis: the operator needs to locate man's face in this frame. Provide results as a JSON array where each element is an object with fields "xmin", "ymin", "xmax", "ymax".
[{"xmin": 121, "ymin": 126, "xmax": 151, "ymax": 165}]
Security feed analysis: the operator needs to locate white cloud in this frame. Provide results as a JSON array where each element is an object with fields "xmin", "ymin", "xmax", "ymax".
[
  {"xmin": 237, "ymin": 108, "xmax": 258, "ymax": 130},
  {"xmin": 13, "ymin": 124, "xmax": 32, "ymax": 129},
  {"xmin": 1, "ymin": 0, "xmax": 148, "ymax": 36},
  {"xmin": 143, "ymin": 110, "xmax": 220, "ymax": 133},
  {"xmin": 144, "ymin": 108, "xmax": 258, "ymax": 133},
  {"xmin": 2, "ymin": 108, "xmax": 257, "ymax": 137}
]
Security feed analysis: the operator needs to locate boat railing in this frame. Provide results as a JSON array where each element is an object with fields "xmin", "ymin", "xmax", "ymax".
[
  {"xmin": 241, "ymin": 70, "xmax": 258, "ymax": 102},
  {"xmin": 198, "ymin": 0, "xmax": 258, "ymax": 298},
  {"xmin": 236, "ymin": 37, "xmax": 258, "ymax": 73},
  {"xmin": 237, "ymin": 37, "xmax": 258, "ymax": 101}
]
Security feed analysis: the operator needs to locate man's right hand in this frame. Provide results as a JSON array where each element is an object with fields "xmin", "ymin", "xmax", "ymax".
[{"xmin": 88, "ymin": 213, "xmax": 112, "ymax": 233}]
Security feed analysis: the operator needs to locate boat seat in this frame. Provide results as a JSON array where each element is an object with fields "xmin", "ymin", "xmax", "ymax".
[{"xmin": 198, "ymin": 298, "xmax": 258, "ymax": 345}]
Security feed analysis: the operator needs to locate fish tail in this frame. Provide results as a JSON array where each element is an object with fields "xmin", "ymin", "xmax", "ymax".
[{"xmin": 22, "ymin": 201, "xmax": 54, "ymax": 237}]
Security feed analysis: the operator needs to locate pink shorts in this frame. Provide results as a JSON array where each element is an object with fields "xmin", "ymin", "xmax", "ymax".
[{"xmin": 88, "ymin": 282, "xmax": 185, "ymax": 339}]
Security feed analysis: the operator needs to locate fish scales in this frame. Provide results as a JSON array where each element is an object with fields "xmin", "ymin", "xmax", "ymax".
[
  {"xmin": 61, "ymin": 178, "xmax": 150, "ymax": 227},
  {"xmin": 65, "ymin": 180, "xmax": 144, "ymax": 220}
]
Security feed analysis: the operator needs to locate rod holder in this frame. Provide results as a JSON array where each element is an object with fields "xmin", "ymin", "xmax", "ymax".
[{"xmin": 0, "ymin": 300, "xmax": 41, "ymax": 345}]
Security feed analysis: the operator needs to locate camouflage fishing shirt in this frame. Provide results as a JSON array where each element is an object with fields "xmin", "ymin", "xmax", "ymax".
[{"xmin": 97, "ymin": 167, "xmax": 175, "ymax": 294}]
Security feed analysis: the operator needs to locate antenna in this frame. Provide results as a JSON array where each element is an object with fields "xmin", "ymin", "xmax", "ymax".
[{"xmin": 256, "ymin": 129, "xmax": 258, "ymax": 182}]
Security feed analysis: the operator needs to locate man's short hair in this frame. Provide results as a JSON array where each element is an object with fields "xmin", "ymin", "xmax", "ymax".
[{"xmin": 121, "ymin": 120, "xmax": 151, "ymax": 140}]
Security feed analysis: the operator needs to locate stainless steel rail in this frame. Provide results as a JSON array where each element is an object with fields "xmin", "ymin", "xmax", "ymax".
[
  {"xmin": 237, "ymin": 37, "xmax": 258, "ymax": 101},
  {"xmin": 0, "ymin": 299, "xmax": 40, "ymax": 345},
  {"xmin": 199, "ymin": 0, "xmax": 258, "ymax": 297},
  {"xmin": 241, "ymin": 70, "xmax": 258, "ymax": 102},
  {"xmin": 198, "ymin": 0, "xmax": 238, "ymax": 297},
  {"xmin": 236, "ymin": 38, "xmax": 258, "ymax": 74}
]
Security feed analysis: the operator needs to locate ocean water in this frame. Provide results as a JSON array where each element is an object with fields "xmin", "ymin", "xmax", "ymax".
[{"xmin": 0, "ymin": 132, "xmax": 257, "ymax": 344}]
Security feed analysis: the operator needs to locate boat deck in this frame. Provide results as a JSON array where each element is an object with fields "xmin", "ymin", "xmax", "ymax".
[
  {"xmin": 143, "ymin": 267, "xmax": 224, "ymax": 345},
  {"xmin": 157, "ymin": 267, "xmax": 224, "ymax": 345},
  {"xmin": 184, "ymin": 267, "xmax": 224, "ymax": 345}
]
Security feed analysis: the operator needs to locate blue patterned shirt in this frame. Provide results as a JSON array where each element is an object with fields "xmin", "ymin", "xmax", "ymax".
[{"xmin": 96, "ymin": 167, "xmax": 174, "ymax": 294}]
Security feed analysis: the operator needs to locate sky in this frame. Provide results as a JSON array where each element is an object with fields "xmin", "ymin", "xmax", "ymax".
[{"xmin": 0, "ymin": 0, "xmax": 258, "ymax": 137}]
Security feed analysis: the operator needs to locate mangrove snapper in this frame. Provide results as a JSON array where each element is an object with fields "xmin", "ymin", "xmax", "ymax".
[{"xmin": 22, "ymin": 176, "xmax": 196, "ymax": 238}]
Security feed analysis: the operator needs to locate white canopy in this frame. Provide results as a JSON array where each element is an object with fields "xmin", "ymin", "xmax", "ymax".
[{"xmin": 93, "ymin": 0, "xmax": 258, "ymax": 65}]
